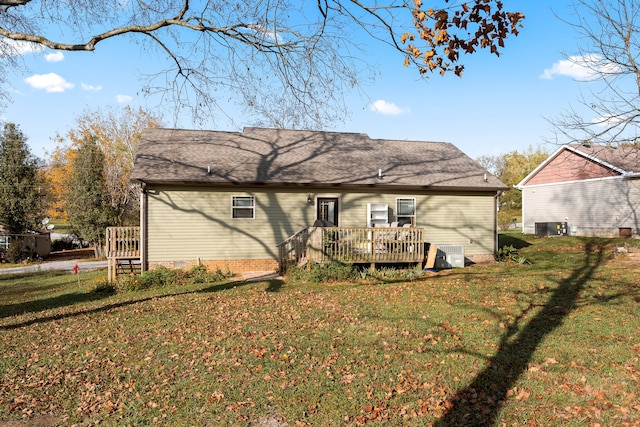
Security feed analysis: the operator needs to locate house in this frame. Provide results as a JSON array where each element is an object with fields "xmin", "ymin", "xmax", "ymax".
[
  {"xmin": 130, "ymin": 127, "xmax": 507, "ymax": 273},
  {"xmin": 0, "ymin": 223, "xmax": 51, "ymax": 260},
  {"xmin": 516, "ymin": 144, "xmax": 640, "ymax": 238}
]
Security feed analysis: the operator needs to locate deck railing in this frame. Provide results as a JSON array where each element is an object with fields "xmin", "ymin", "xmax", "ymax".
[
  {"xmin": 106, "ymin": 226, "xmax": 141, "ymax": 281},
  {"xmin": 277, "ymin": 227, "xmax": 310, "ymax": 273},
  {"xmin": 278, "ymin": 227, "xmax": 424, "ymax": 272}
]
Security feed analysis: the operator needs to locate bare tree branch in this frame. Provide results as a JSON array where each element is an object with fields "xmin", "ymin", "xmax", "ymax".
[
  {"xmin": 549, "ymin": 0, "xmax": 640, "ymax": 147},
  {"xmin": 0, "ymin": 1, "xmax": 524, "ymax": 128}
]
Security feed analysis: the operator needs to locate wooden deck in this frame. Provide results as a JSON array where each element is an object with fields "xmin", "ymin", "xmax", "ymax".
[
  {"xmin": 106, "ymin": 225, "xmax": 425, "ymax": 279},
  {"xmin": 106, "ymin": 226, "xmax": 141, "ymax": 282},
  {"xmin": 278, "ymin": 227, "xmax": 424, "ymax": 273}
]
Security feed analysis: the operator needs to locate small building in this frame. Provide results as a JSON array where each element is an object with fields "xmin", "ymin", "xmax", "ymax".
[
  {"xmin": 131, "ymin": 127, "xmax": 507, "ymax": 273},
  {"xmin": 0, "ymin": 223, "xmax": 51, "ymax": 260},
  {"xmin": 516, "ymin": 144, "xmax": 640, "ymax": 238}
]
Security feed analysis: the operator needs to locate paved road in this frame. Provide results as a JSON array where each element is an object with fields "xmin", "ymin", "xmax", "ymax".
[{"xmin": 0, "ymin": 259, "xmax": 108, "ymax": 275}]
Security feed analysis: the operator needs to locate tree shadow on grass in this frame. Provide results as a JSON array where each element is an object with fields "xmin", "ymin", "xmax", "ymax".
[
  {"xmin": 0, "ymin": 277, "xmax": 259, "ymax": 330},
  {"xmin": 498, "ymin": 233, "xmax": 532, "ymax": 250},
  {"xmin": 265, "ymin": 279, "xmax": 284, "ymax": 292},
  {"xmin": 0, "ymin": 290, "xmax": 114, "ymax": 320},
  {"xmin": 433, "ymin": 238, "xmax": 609, "ymax": 427}
]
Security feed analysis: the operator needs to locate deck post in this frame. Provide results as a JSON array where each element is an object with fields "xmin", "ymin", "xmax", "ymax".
[{"xmin": 106, "ymin": 226, "xmax": 141, "ymax": 282}]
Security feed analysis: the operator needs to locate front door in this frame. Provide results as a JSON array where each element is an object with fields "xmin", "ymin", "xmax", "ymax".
[{"xmin": 317, "ymin": 197, "xmax": 339, "ymax": 226}]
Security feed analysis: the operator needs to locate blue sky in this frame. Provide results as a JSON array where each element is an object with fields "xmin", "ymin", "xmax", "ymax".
[{"xmin": 2, "ymin": 1, "xmax": 599, "ymax": 161}]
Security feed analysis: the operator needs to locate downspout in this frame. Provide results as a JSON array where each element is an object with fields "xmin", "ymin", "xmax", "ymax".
[
  {"xmin": 140, "ymin": 181, "xmax": 147, "ymax": 272},
  {"xmin": 494, "ymin": 190, "xmax": 503, "ymax": 257},
  {"xmin": 512, "ymin": 182, "xmax": 525, "ymax": 234},
  {"xmin": 518, "ymin": 185, "xmax": 525, "ymax": 233}
]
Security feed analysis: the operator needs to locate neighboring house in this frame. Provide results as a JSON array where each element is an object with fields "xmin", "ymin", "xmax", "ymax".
[
  {"xmin": 516, "ymin": 144, "xmax": 640, "ymax": 238},
  {"xmin": 0, "ymin": 223, "xmax": 51, "ymax": 260},
  {"xmin": 131, "ymin": 127, "xmax": 507, "ymax": 273}
]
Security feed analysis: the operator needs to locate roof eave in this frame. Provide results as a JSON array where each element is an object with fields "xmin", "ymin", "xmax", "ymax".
[{"xmin": 133, "ymin": 178, "xmax": 506, "ymax": 192}]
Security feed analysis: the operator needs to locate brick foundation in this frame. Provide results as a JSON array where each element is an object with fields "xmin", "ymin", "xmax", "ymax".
[
  {"xmin": 148, "ymin": 259, "xmax": 279, "ymax": 275},
  {"xmin": 467, "ymin": 254, "xmax": 496, "ymax": 264}
]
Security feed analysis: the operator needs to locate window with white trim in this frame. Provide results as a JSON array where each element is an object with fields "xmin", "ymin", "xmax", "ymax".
[
  {"xmin": 396, "ymin": 198, "xmax": 416, "ymax": 226},
  {"xmin": 232, "ymin": 195, "xmax": 255, "ymax": 219},
  {"xmin": 0, "ymin": 235, "xmax": 10, "ymax": 252}
]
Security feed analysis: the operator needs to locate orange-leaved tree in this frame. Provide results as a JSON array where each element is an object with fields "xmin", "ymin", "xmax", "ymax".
[{"xmin": 45, "ymin": 106, "xmax": 163, "ymax": 229}]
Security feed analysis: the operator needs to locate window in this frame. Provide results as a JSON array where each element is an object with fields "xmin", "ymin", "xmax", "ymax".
[
  {"xmin": 0, "ymin": 235, "xmax": 9, "ymax": 251},
  {"xmin": 396, "ymin": 198, "xmax": 416, "ymax": 226},
  {"xmin": 232, "ymin": 195, "xmax": 255, "ymax": 219}
]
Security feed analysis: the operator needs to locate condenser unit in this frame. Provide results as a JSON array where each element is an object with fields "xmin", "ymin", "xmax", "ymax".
[
  {"xmin": 434, "ymin": 244, "xmax": 465, "ymax": 269},
  {"xmin": 534, "ymin": 222, "xmax": 568, "ymax": 237}
]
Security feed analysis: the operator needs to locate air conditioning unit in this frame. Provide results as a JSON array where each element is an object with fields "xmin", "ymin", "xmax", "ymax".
[
  {"xmin": 534, "ymin": 222, "xmax": 568, "ymax": 237},
  {"xmin": 434, "ymin": 244, "xmax": 465, "ymax": 269}
]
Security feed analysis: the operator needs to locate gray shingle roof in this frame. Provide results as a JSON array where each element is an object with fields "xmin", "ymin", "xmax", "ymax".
[{"xmin": 131, "ymin": 127, "xmax": 507, "ymax": 191}]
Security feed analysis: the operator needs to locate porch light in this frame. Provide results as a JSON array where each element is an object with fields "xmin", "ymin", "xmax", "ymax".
[{"xmin": 307, "ymin": 194, "xmax": 313, "ymax": 204}]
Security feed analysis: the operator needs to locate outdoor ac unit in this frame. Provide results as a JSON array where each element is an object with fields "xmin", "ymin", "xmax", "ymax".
[
  {"xmin": 434, "ymin": 244, "xmax": 465, "ymax": 269},
  {"xmin": 534, "ymin": 222, "xmax": 568, "ymax": 237}
]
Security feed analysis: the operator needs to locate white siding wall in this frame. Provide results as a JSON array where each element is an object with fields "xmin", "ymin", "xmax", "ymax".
[
  {"xmin": 522, "ymin": 177, "xmax": 640, "ymax": 237},
  {"xmin": 146, "ymin": 187, "xmax": 498, "ymax": 262}
]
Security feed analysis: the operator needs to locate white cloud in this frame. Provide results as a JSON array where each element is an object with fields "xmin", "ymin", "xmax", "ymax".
[
  {"xmin": 369, "ymin": 99, "xmax": 410, "ymax": 116},
  {"xmin": 0, "ymin": 39, "xmax": 44, "ymax": 57},
  {"xmin": 540, "ymin": 54, "xmax": 620, "ymax": 81},
  {"xmin": 24, "ymin": 73, "xmax": 74, "ymax": 93},
  {"xmin": 247, "ymin": 23, "xmax": 278, "ymax": 41},
  {"xmin": 81, "ymin": 83, "xmax": 102, "ymax": 92},
  {"xmin": 116, "ymin": 94, "xmax": 133, "ymax": 103},
  {"xmin": 592, "ymin": 114, "xmax": 623, "ymax": 127},
  {"xmin": 45, "ymin": 52, "xmax": 64, "ymax": 62}
]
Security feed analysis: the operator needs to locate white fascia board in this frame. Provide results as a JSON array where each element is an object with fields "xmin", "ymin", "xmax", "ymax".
[
  {"xmin": 514, "ymin": 145, "xmax": 567, "ymax": 189},
  {"xmin": 565, "ymin": 145, "xmax": 629, "ymax": 175},
  {"xmin": 516, "ymin": 144, "xmax": 629, "ymax": 189},
  {"xmin": 520, "ymin": 174, "xmax": 624, "ymax": 189}
]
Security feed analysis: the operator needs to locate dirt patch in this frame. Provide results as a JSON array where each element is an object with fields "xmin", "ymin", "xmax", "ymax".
[
  {"xmin": 242, "ymin": 271, "xmax": 283, "ymax": 282},
  {"xmin": 611, "ymin": 251, "xmax": 640, "ymax": 271},
  {"xmin": 45, "ymin": 248, "xmax": 96, "ymax": 262}
]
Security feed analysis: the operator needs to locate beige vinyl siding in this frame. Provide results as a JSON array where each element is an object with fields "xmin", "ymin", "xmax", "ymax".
[
  {"xmin": 147, "ymin": 187, "xmax": 315, "ymax": 262},
  {"xmin": 146, "ymin": 186, "xmax": 498, "ymax": 262},
  {"xmin": 340, "ymin": 192, "xmax": 496, "ymax": 255},
  {"xmin": 522, "ymin": 177, "xmax": 640, "ymax": 236}
]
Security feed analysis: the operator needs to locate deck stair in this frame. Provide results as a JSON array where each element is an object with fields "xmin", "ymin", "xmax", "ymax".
[{"xmin": 106, "ymin": 226, "xmax": 141, "ymax": 282}]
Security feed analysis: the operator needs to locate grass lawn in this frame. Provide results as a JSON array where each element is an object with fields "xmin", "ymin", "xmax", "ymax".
[
  {"xmin": 49, "ymin": 221, "xmax": 72, "ymax": 234},
  {"xmin": 1, "ymin": 234, "xmax": 639, "ymax": 426}
]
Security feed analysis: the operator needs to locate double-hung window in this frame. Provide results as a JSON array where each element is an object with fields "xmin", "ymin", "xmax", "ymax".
[
  {"xmin": 0, "ymin": 235, "xmax": 10, "ymax": 252},
  {"xmin": 232, "ymin": 195, "xmax": 255, "ymax": 219},
  {"xmin": 396, "ymin": 198, "xmax": 416, "ymax": 226}
]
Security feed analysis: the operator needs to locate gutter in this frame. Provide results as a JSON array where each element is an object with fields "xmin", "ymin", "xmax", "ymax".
[{"xmin": 129, "ymin": 179, "xmax": 507, "ymax": 193}]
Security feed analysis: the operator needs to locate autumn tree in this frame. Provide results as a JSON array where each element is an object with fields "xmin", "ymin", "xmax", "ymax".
[
  {"xmin": 47, "ymin": 106, "xmax": 162, "ymax": 225},
  {"xmin": 549, "ymin": 0, "xmax": 640, "ymax": 151},
  {"xmin": 499, "ymin": 146, "xmax": 549, "ymax": 210},
  {"xmin": 0, "ymin": 1, "xmax": 524, "ymax": 127},
  {"xmin": 43, "ymin": 147, "xmax": 75, "ymax": 221},
  {"xmin": 0, "ymin": 122, "xmax": 45, "ymax": 234},
  {"xmin": 475, "ymin": 154, "xmax": 505, "ymax": 177},
  {"xmin": 477, "ymin": 146, "xmax": 548, "ymax": 230},
  {"xmin": 66, "ymin": 137, "xmax": 117, "ymax": 256}
]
